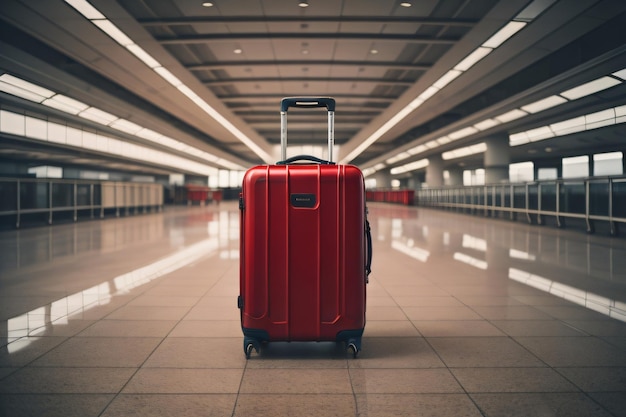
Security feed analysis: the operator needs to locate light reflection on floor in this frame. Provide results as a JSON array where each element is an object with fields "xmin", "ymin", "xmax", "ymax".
[{"xmin": 0, "ymin": 201, "xmax": 625, "ymax": 417}]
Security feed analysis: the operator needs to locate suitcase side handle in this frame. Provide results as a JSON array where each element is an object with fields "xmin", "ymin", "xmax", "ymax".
[
  {"xmin": 276, "ymin": 154, "xmax": 335, "ymax": 165},
  {"xmin": 365, "ymin": 218, "xmax": 372, "ymax": 280},
  {"xmin": 281, "ymin": 97, "xmax": 335, "ymax": 112}
]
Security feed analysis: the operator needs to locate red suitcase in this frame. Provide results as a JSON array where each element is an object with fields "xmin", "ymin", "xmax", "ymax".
[{"xmin": 239, "ymin": 97, "xmax": 371, "ymax": 358}]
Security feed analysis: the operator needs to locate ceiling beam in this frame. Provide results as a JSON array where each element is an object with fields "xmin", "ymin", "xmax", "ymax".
[
  {"xmin": 156, "ymin": 33, "xmax": 460, "ymax": 44},
  {"xmin": 187, "ymin": 60, "xmax": 430, "ymax": 71},
  {"xmin": 139, "ymin": 16, "xmax": 478, "ymax": 26},
  {"xmin": 203, "ymin": 77, "xmax": 415, "ymax": 86}
]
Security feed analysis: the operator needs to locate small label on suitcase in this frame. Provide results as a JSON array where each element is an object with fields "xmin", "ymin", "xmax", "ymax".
[{"xmin": 290, "ymin": 193, "xmax": 317, "ymax": 208}]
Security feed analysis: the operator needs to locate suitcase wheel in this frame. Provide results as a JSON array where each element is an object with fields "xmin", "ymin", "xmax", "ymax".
[
  {"xmin": 244, "ymin": 338, "xmax": 260, "ymax": 359},
  {"xmin": 346, "ymin": 338, "xmax": 361, "ymax": 358}
]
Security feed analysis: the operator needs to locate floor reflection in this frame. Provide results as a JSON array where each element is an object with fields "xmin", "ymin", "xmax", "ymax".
[
  {"xmin": 370, "ymin": 202, "xmax": 626, "ymax": 321},
  {"xmin": 1, "ymin": 204, "xmax": 240, "ymax": 353}
]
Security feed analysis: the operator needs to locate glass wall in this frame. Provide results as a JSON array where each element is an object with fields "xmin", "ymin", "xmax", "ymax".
[{"xmin": 594, "ymin": 151, "xmax": 623, "ymax": 176}]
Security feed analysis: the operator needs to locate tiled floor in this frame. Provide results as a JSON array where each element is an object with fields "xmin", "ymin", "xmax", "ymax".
[{"xmin": 1, "ymin": 201, "xmax": 626, "ymax": 416}]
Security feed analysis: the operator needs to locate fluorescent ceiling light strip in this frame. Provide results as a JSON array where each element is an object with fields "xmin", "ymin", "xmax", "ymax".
[
  {"xmin": 154, "ymin": 67, "xmax": 183, "ymax": 87},
  {"xmin": 509, "ymin": 132, "xmax": 529, "ymax": 146},
  {"xmin": 495, "ymin": 109, "xmax": 528, "ymax": 123},
  {"xmin": 2, "ymin": 72, "xmax": 240, "ymax": 169},
  {"xmin": 454, "ymin": 47, "xmax": 492, "ymax": 72},
  {"xmin": 474, "ymin": 118, "xmax": 500, "ymax": 131},
  {"xmin": 92, "ymin": 20, "xmax": 134, "ymax": 46},
  {"xmin": 0, "ymin": 81, "xmax": 50, "ymax": 102},
  {"xmin": 43, "ymin": 94, "xmax": 89, "ymax": 114},
  {"xmin": 433, "ymin": 70, "xmax": 462, "ymax": 89},
  {"xmin": 613, "ymin": 68, "xmax": 626, "ymax": 80},
  {"xmin": 408, "ymin": 145, "xmax": 427, "ymax": 154},
  {"xmin": 442, "ymin": 142, "xmax": 485, "ymax": 160},
  {"xmin": 343, "ymin": 18, "xmax": 528, "ymax": 163},
  {"xmin": 109, "ymin": 118, "xmax": 143, "ymax": 134},
  {"xmin": 526, "ymin": 126, "xmax": 554, "ymax": 142},
  {"xmin": 64, "ymin": 0, "xmax": 269, "ymax": 163},
  {"xmin": 408, "ymin": 97, "xmax": 425, "ymax": 109},
  {"xmin": 0, "ymin": 74, "xmax": 55, "ymax": 100},
  {"xmin": 79, "ymin": 107, "xmax": 118, "ymax": 124},
  {"xmin": 1, "ymin": 110, "xmax": 224, "ymax": 175},
  {"xmin": 550, "ymin": 116, "xmax": 586, "ymax": 135},
  {"xmin": 448, "ymin": 126, "xmax": 478, "ymax": 140},
  {"xmin": 616, "ymin": 104, "xmax": 626, "ymax": 123},
  {"xmin": 176, "ymin": 85, "xmax": 272, "ymax": 161},
  {"xmin": 521, "ymin": 95, "xmax": 568, "ymax": 114},
  {"xmin": 586, "ymin": 109, "xmax": 616, "ymax": 130},
  {"xmin": 64, "ymin": 0, "xmax": 104, "ymax": 19},
  {"xmin": 418, "ymin": 86, "xmax": 439, "ymax": 101},
  {"xmin": 125, "ymin": 44, "xmax": 160, "ymax": 68},
  {"xmin": 560, "ymin": 76, "xmax": 621, "ymax": 100},
  {"xmin": 341, "ymin": 105, "xmax": 415, "ymax": 163},
  {"xmin": 510, "ymin": 105, "xmax": 626, "ymax": 146},
  {"xmin": 482, "ymin": 21, "xmax": 527, "ymax": 48},
  {"xmin": 424, "ymin": 140, "xmax": 439, "ymax": 149}
]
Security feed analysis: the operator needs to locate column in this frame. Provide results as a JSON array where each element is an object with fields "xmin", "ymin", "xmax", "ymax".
[
  {"xmin": 484, "ymin": 135, "xmax": 509, "ymax": 184},
  {"xmin": 407, "ymin": 172, "xmax": 424, "ymax": 190},
  {"xmin": 373, "ymin": 169, "xmax": 392, "ymax": 189},
  {"xmin": 426, "ymin": 154, "xmax": 444, "ymax": 187},
  {"xmin": 447, "ymin": 166, "xmax": 463, "ymax": 186}
]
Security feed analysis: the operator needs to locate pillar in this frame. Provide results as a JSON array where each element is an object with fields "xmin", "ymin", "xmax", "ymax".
[
  {"xmin": 447, "ymin": 166, "xmax": 463, "ymax": 186},
  {"xmin": 373, "ymin": 169, "xmax": 392, "ymax": 189},
  {"xmin": 426, "ymin": 154, "xmax": 444, "ymax": 187},
  {"xmin": 484, "ymin": 135, "xmax": 509, "ymax": 184},
  {"xmin": 407, "ymin": 172, "xmax": 423, "ymax": 190}
]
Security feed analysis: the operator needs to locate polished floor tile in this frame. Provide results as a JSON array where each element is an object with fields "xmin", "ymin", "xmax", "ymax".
[
  {"xmin": 234, "ymin": 394, "xmax": 355, "ymax": 417},
  {"xmin": 122, "ymin": 368, "xmax": 244, "ymax": 394},
  {"xmin": 1, "ymin": 202, "xmax": 626, "ymax": 416},
  {"xmin": 102, "ymin": 394, "xmax": 237, "ymax": 417},
  {"xmin": 470, "ymin": 393, "xmax": 614, "ymax": 417},
  {"xmin": 450, "ymin": 367, "xmax": 577, "ymax": 393},
  {"xmin": 355, "ymin": 394, "xmax": 483, "ymax": 417}
]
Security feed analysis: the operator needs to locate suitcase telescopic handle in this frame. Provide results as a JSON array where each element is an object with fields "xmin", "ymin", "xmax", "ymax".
[
  {"xmin": 280, "ymin": 97, "xmax": 335, "ymax": 112},
  {"xmin": 280, "ymin": 97, "xmax": 335, "ymax": 162}
]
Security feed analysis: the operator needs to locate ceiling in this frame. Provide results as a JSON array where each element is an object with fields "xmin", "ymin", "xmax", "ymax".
[{"xmin": 0, "ymin": 0, "xmax": 625, "ymax": 178}]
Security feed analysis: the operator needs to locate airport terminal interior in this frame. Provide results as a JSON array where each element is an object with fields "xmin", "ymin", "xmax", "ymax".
[{"xmin": 1, "ymin": 0, "xmax": 626, "ymax": 416}]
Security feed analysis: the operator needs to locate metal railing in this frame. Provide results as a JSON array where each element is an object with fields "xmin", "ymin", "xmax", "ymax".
[
  {"xmin": 416, "ymin": 176, "xmax": 626, "ymax": 236},
  {"xmin": 0, "ymin": 178, "xmax": 164, "ymax": 228}
]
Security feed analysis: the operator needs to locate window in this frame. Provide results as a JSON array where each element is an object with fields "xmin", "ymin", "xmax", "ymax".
[
  {"xmin": 463, "ymin": 169, "xmax": 485, "ymax": 185},
  {"xmin": 562, "ymin": 155, "xmax": 589, "ymax": 178},
  {"xmin": 537, "ymin": 168, "xmax": 558, "ymax": 180},
  {"xmin": 509, "ymin": 162, "xmax": 534, "ymax": 183},
  {"xmin": 593, "ymin": 152, "xmax": 622, "ymax": 176}
]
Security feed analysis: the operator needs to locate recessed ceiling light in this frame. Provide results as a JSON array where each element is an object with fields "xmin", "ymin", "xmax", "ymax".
[
  {"xmin": 298, "ymin": 0, "xmax": 309, "ymax": 7},
  {"xmin": 233, "ymin": 48, "xmax": 242, "ymax": 54},
  {"xmin": 400, "ymin": 2, "xmax": 412, "ymax": 7},
  {"xmin": 370, "ymin": 49, "xmax": 378, "ymax": 54},
  {"xmin": 201, "ymin": 2, "xmax": 213, "ymax": 7}
]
